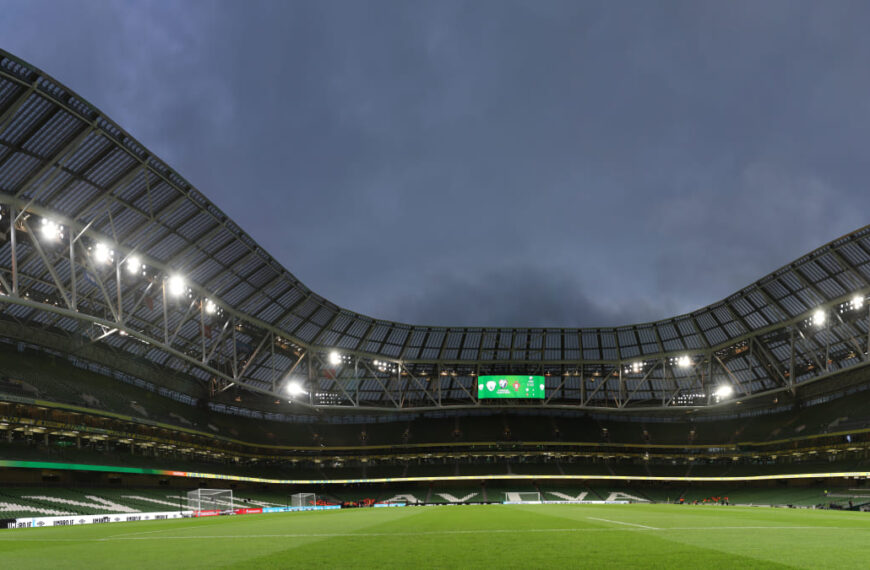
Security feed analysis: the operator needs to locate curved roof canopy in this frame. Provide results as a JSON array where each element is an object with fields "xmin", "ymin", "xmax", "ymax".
[{"xmin": 1, "ymin": 49, "xmax": 869, "ymax": 411}]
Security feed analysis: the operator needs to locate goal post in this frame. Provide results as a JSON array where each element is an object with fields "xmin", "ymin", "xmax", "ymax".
[
  {"xmin": 516, "ymin": 492, "xmax": 542, "ymax": 504},
  {"xmin": 503, "ymin": 491, "xmax": 543, "ymax": 504},
  {"xmin": 187, "ymin": 488, "xmax": 234, "ymax": 512},
  {"xmin": 291, "ymin": 492, "xmax": 316, "ymax": 508}
]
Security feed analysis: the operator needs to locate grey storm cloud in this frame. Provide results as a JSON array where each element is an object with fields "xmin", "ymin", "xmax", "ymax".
[{"xmin": 2, "ymin": 0, "xmax": 869, "ymax": 328}]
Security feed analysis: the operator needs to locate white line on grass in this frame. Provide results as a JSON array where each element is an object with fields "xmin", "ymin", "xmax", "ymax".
[
  {"xmin": 107, "ymin": 527, "xmax": 181, "ymax": 538},
  {"xmin": 587, "ymin": 517, "xmax": 659, "ymax": 530}
]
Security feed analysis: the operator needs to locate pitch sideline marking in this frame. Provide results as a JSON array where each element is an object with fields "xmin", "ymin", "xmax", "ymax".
[{"xmin": 587, "ymin": 517, "xmax": 659, "ymax": 530}]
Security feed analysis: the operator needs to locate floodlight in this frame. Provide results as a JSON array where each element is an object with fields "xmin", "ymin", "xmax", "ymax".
[
  {"xmin": 40, "ymin": 219, "xmax": 62, "ymax": 241},
  {"xmin": 677, "ymin": 355, "xmax": 691, "ymax": 368},
  {"xmin": 204, "ymin": 299, "xmax": 217, "ymax": 314},
  {"xmin": 93, "ymin": 242, "xmax": 112, "ymax": 264},
  {"xmin": 852, "ymin": 295, "xmax": 864, "ymax": 310},
  {"xmin": 813, "ymin": 308, "xmax": 826, "ymax": 326},
  {"xmin": 285, "ymin": 381, "xmax": 306, "ymax": 397},
  {"xmin": 167, "ymin": 274, "xmax": 186, "ymax": 296},
  {"xmin": 632, "ymin": 361, "xmax": 643, "ymax": 373},
  {"xmin": 329, "ymin": 350, "xmax": 341, "ymax": 366},
  {"xmin": 126, "ymin": 255, "xmax": 141, "ymax": 275},
  {"xmin": 714, "ymin": 384, "xmax": 734, "ymax": 399}
]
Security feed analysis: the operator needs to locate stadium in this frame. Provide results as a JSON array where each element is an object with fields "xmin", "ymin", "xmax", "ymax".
[{"xmin": 1, "ymin": 46, "xmax": 870, "ymax": 568}]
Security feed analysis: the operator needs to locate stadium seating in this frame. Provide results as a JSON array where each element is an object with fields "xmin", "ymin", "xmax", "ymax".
[
  {"xmin": 4, "ymin": 345, "xmax": 870, "ymax": 495},
  {"xmin": 2, "ymin": 483, "xmax": 858, "ymax": 517},
  {"xmin": 5, "ymin": 343, "xmax": 870, "ymax": 453},
  {"xmin": 426, "ymin": 485, "xmax": 484, "ymax": 503}
]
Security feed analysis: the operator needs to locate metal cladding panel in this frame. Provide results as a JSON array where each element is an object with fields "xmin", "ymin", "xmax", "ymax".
[
  {"xmin": 64, "ymin": 131, "xmax": 112, "ymax": 172},
  {"xmin": 87, "ymin": 147, "xmax": 137, "ymax": 188},
  {"xmin": 619, "ymin": 344, "xmax": 640, "ymax": 358},
  {"xmin": 582, "ymin": 331, "xmax": 598, "ymax": 348},
  {"xmin": 0, "ymin": 76, "xmax": 21, "ymax": 107},
  {"xmin": 198, "ymin": 230, "xmax": 234, "ymax": 256},
  {"xmin": 0, "ymin": 93, "xmax": 53, "ymax": 145},
  {"xmin": 1, "ymin": 152, "xmax": 41, "ymax": 190},
  {"xmin": 817, "ymin": 277, "xmax": 846, "ymax": 298},
  {"xmin": 22, "ymin": 109, "xmax": 82, "ymax": 157}
]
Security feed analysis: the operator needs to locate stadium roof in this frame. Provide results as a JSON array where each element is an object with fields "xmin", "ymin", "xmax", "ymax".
[{"xmin": 1, "ymin": 48, "xmax": 870, "ymax": 410}]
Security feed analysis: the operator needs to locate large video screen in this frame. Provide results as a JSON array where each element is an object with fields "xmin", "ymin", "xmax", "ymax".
[{"xmin": 478, "ymin": 375, "xmax": 545, "ymax": 399}]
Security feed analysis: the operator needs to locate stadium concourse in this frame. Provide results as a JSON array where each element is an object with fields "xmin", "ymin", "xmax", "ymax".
[{"xmin": 1, "ymin": 44, "xmax": 870, "ymax": 546}]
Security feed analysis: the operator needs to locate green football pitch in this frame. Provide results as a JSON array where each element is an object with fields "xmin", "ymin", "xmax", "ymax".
[{"xmin": 2, "ymin": 504, "xmax": 870, "ymax": 569}]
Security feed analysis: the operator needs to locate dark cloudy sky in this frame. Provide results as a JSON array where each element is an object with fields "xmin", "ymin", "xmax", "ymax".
[{"xmin": 2, "ymin": 1, "xmax": 869, "ymax": 328}]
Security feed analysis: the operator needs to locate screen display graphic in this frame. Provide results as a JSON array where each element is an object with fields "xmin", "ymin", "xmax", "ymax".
[{"xmin": 478, "ymin": 375, "xmax": 545, "ymax": 399}]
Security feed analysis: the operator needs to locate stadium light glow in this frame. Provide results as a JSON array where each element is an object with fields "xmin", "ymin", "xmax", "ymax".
[
  {"xmin": 285, "ymin": 381, "xmax": 307, "ymax": 397},
  {"xmin": 126, "ymin": 255, "xmax": 141, "ymax": 275},
  {"xmin": 93, "ymin": 242, "xmax": 112, "ymax": 264},
  {"xmin": 714, "ymin": 384, "xmax": 734, "ymax": 399},
  {"xmin": 167, "ymin": 275, "xmax": 186, "ymax": 297},
  {"xmin": 329, "ymin": 351, "xmax": 342, "ymax": 366},
  {"xmin": 631, "ymin": 361, "xmax": 643, "ymax": 373},
  {"xmin": 851, "ymin": 295, "xmax": 864, "ymax": 310},
  {"xmin": 677, "ymin": 355, "xmax": 691, "ymax": 368},
  {"xmin": 40, "ymin": 219, "xmax": 62, "ymax": 241},
  {"xmin": 813, "ymin": 308, "xmax": 826, "ymax": 326},
  {"xmin": 204, "ymin": 299, "xmax": 217, "ymax": 314}
]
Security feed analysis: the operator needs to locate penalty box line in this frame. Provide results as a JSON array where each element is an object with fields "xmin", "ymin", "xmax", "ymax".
[{"xmin": 587, "ymin": 517, "xmax": 659, "ymax": 530}]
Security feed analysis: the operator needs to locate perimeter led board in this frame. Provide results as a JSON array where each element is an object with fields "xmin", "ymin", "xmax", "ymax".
[{"xmin": 478, "ymin": 375, "xmax": 545, "ymax": 399}]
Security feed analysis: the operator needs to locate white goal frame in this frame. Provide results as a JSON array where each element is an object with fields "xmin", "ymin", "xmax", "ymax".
[
  {"xmin": 504, "ymin": 491, "xmax": 543, "ymax": 504},
  {"xmin": 187, "ymin": 488, "xmax": 233, "ymax": 511},
  {"xmin": 516, "ymin": 492, "xmax": 542, "ymax": 503},
  {"xmin": 291, "ymin": 493, "xmax": 316, "ymax": 507}
]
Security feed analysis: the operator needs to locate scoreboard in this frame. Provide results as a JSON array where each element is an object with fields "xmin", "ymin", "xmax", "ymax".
[{"xmin": 478, "ymin": 375, "xmax": 545, "ymax": 399}]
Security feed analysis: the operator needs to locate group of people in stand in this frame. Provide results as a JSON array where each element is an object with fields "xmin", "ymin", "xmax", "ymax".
[{"xmin": 677, "ymin": 496, "xmax": 729, "ymax": 505}]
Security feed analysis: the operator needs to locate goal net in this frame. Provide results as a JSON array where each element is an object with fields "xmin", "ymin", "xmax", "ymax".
[
  {"xmin": 504, "ymin": 491, "xmax": 543, "ymax": 504},
  {"xmin": 291, "ymin": 492, "xmax": 316, "ymax": 507},
  {"xmin": 187, "ymin": 488, "xmax": 233, "ymax": 512}
]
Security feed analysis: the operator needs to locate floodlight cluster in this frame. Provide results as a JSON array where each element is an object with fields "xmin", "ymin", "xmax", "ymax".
[
  {"xmin": 126, "ymin": 255, "xmax": 145, "ymax": 276},
  {"xmin": 32, "ymin": 215, "xmax": 223, "ymax": 320},
  {"xmin": 40, "ymin": 218, "xmax": 63, "ymax": 241},
  {"xmin": 92, "ymin": 242, "xmax": 113, "ymax": 264},
  {"xmin": 668, "ymin": 355, "xmax": 692, "ymax": 368},
  {"xmin": 204, "ymin": 299, "xmax": 217, "ymax": 315},
  {"xmin": 167, "ymin": 275, "xmax": 186, "ymax": 297},
  {"xmin": 285, "ymin": 380, "xmax": 307, "ymax": 397},
  {"xmin": 714, "ymin": 384, "xmax": 734, "ymax": 399},
  {"xmin": 373, "ymin": 359, "xmax": 397, "ymax": 373}
]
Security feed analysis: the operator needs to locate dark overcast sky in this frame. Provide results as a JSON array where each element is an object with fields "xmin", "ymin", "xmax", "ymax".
[{"xmin": 2, "ymin": 1, "xmax": 869, "ymax": 328}]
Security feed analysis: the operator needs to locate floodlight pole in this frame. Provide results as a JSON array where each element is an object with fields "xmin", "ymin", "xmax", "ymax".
[
  {"xmin": 115, "ymin": 255, "xmax": 122, "ymax": 324},
  {"xmin": 69, "ymin": 229, "xmax": 76, "ymax": 310},
  {"xmin": 162, "ymin": 278, "xmax": 169, "ymax": 344},
  {"xmin": 789, "ymin": 327, "xmax": 796, "ymax": 392},
  {"xmin": 9, "ymin": 205, "xmax": 16, "ymax": 295},
  {"xmin": 824, "ymin": 318, "xmax": 830, "ymax": 373}
]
